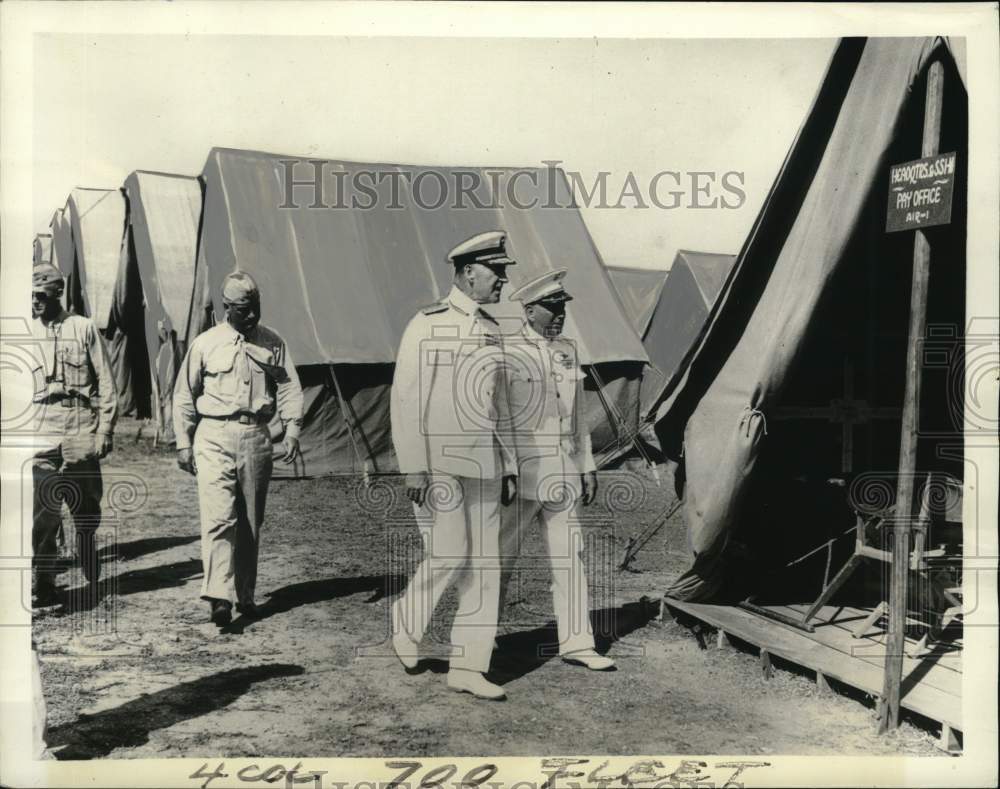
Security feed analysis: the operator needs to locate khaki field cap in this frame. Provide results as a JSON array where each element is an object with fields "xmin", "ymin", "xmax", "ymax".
[
  {"xmin": 447, "ymin": 230, "xmax": 517, "ymax": 267},
  {"xmin": 32, "ymin": 263, "xmax": 64, "ymax": 294},
  {"xmin": 222, "ymin": 271, "xmax": 260, "ymax": 304},
  {"xmin": 508, "ymin": 268, "xmax": 573, "ymax": 306}
]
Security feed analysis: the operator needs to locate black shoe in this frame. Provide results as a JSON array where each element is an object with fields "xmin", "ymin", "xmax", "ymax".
[
  {"xmin": 235, "ymin": 602, "xmax": 263, "ymax": 619},
  {"xmin": 32, "ymin": 584, "xmax": 61, "ymax": 609},
  {"xmin": 209, "ymin": 599, "xmax": 232, "ymax": 627}
]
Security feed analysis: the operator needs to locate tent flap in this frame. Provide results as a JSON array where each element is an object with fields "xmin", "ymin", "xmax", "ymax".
[{"xmin": 654, "ymin": 37, "xmax": 966, "ymax": 601}]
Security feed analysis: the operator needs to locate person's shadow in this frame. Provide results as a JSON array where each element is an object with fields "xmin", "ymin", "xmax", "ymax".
[
  {"xmin": 490, "ymin": 599, "xmax": 657, "ymax": 685},
  {"xmin": 46, "ymin": 663, "xmax": 305, "ymax": 759},
  {"xmin": 60, "ymin": 558, "xmax": 204, "ymax": 614},
  {"xmin": 222, "ymin": 574, "xmax": 407, "ymax": 634},
  {"xmin": 98, "ymin": 535, "xmax": 199, "ymax": 563}
]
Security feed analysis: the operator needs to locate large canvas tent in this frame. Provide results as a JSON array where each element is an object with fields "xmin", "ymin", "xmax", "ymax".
[
  {"xmin": 49, "ymin": 207, "xmax": 75, "ymax": 278},
  {"xmin": 609, "ymin": 251, "xmax": 736, "ymax": 419},
  {"xmin": 606, "ymin": 266, "xmax": 670, "ymax": 339},
  {"xmin": 33, "ymin": 234, "xmax": 53, "ymax": 267},
  {"xmin": 111, "ymin": 171, "xmax": 203, "ymax": 440},
  {"xmin": 653, "ymin": 37, "xmax": 967, "ymax": 602},
  {"xmin": 191, "ymin": 147, "xmax": 648, "ymax": 477},
  {"xmin": 65, "ymin": 187, "xmax": 132, "ymax": 412}
]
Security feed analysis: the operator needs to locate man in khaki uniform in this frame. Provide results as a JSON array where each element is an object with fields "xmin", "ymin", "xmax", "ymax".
[
  {"xmin": 30, "ymin": 263, "xmax": 118, "ymax": 606},
  {"xmin": 173, "ymin": 272, "xmax": 303, "ymax": 626},
  {"xmin": 500, "ymin": 269, "xmax": 615, "ymax": 670},
  {"xmin": 390, "ymin": 230, "xmax": 519, "ymax": 700}
]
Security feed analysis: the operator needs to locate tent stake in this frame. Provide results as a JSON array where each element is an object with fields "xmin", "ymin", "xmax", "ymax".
[{"xmin": 877, "ymin": 59, "xmax": 944, "ymax": 735}]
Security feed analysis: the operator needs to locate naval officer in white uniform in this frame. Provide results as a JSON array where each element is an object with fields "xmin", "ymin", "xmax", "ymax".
[
  {"xmin": 500, "ymin": 269, "xmax": 615, "ymax": 671},
  {"xmin": 389, "ymin": 230, "xmax": 519, "ymax": 700}
]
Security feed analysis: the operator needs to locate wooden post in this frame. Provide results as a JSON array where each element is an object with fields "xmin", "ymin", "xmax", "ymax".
[
  {"xmin": 759, "ymin": 649, "xmax": 773, "ymax": 679},
  {"xmin": 877, "ymin": 60, "xmax": 945, "ymax": 734}
]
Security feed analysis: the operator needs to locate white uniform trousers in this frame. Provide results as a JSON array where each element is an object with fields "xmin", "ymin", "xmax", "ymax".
[
  {"xmin": 500, "ymin": 495, "xmax": 596, "ymax": 656},
  {"xmin": 193, "ymin": 418, "xmax": 273, "ymax": 605},
  {"xmin": 395, "ymin": 473, "xmax": 502, "ymax": 673}
]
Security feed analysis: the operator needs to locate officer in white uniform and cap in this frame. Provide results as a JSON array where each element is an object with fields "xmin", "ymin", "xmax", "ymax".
[
  {"xmin": 390, "ymin": 230, "xmax": 519, "ymax": 700},
  {"xmin": 173, "ymin": 272, "xmax": 304, "ymax": 626},
  {"xmin": 500, "ymin": 269, "xmax": 615, "ymax": 671}
]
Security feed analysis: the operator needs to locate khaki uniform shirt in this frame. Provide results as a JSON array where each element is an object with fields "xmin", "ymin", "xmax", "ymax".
[
  {"xmin": 390, "ymin": 286, "xmax": 517, "ymax": 480},
  {"xmin": 506, "ymin": 324, "xmax": 596, "ymax": 501},
  {"xmin": 173, "ymin": 321, "xmax": 304, "ymax": 451},
  {"xmin": 30, "ymin": 310, "xmax": 118, "ymax": 445}
]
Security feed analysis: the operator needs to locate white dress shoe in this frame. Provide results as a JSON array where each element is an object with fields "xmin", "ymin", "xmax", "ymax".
[
  {"xmin": 447, "ymin": 670, "xmax": 507, "ymax": 700},
  {"xmin": 391, "ymin": 601, "xmax": 419, "ymax": 671},
  {"xmin": 392, "ymin": 629, "xmax": 419, "ymax": 671},
  {"xmin": 561, "ymin": 649, "xmax": 616, "ymax": 671}
]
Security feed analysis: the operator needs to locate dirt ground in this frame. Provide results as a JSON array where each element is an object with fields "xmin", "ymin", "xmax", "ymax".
[{"xmin": 32, "ymin": 418, "xmax": 942, "ymax": 760}]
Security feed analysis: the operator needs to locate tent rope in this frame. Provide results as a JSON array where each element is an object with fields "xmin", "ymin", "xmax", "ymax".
[
  {"xmin": 588, "ymin": 364, "xmax": 659, "ymax": 472},
  {"xmin": 739, "ymin": 406, "xmax": 769, "ymax": 437}
]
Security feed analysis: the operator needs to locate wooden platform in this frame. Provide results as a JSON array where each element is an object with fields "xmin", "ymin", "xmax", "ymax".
[{"xmin": 663, "ymin": 598, "xmax": 962, "ymax": 749}]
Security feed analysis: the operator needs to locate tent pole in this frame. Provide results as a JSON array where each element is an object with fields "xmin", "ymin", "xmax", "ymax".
[
  {"xmin": 877, "ymin": 59, "xmax": 944, "ymax": 734},
  {"xmin": 588, "ymin": 363, "xmax": 657, "ymax": 470}
]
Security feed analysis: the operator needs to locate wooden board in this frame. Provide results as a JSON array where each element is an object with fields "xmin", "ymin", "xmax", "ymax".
[
  {"xmin": 772, "ymin": 603, "xmax": 962, "ymax": 701},
  {"xmin": 665, "ymin": 599, "xmax": 961, "ymax": 733}
]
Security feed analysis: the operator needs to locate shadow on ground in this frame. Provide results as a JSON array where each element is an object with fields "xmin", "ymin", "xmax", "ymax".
[
  {"xmin": 99, "ymin": 535, "xmax": 199, "ymax": 562},
  {"xmin": 61, "ymin": 559, "xmax": 204, "ymax": 614},
  {"xmin": 47, "ymin": 663, "xmax": 305, "ymax": 759},
  {"xmin": 491, "ymin": 599, "xmax": 656, "ymax": 684},
  {"xmin": 222, "ymin": 574, "xmax": 407, "ymax": 634}
]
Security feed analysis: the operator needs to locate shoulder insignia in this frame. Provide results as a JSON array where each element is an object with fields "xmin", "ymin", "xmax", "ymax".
[{"xmin": 421, "ymin": 301, "xmax": 449, "ymax": 315}]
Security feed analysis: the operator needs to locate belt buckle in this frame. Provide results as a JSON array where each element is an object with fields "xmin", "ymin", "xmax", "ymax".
[{"xmin": 238, "ymin": 413, "xmax": 254, "ymax": 425}]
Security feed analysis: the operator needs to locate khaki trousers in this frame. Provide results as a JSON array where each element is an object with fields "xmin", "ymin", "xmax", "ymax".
[
  {"xmin": 395, "ymin": 474, "xmax": 502, "ymax": 673},
  {"xmin": 500, "ymin": 495, "xmax": 596, "ymax": 656},
  {"xmin": 32, "ymin": 421, "xmax": 103, "ymax": 590},
  {"xmin": 193, "ymin": 419, "xmax": 273, "ymax": 605}
]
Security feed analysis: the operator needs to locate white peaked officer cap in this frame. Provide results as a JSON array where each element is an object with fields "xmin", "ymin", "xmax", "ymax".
[
  {"xmin": 447, "ymin": 230, "xmax": 517, "ymax": 267},
  {"xmin": 508, "ymin": 268, "xmax": 574, "ymax": 306}
]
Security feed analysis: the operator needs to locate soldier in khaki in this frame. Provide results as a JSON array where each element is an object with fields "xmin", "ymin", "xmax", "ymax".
[
  {"xmin": 390, "ymin": 230, "xmax": 518, "ymax": 700},
  {"xmin": 173, "ymin": 272, "xmax": 303, "ymax": 626},
  {"xmin": 500, "ymin": 269, "xmax": 615, "ymax": 670},
  {"xmin": 30, "ymin": 263, "xmax": 118, "ymax": 607}
]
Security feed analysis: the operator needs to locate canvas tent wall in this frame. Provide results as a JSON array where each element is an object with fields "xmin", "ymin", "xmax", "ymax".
[
  {"xmin": 191, "ymin": 147, "xmax": 648, "ymax": 478},
  {"xmin": 65, "ymin": 187, "xmax": 132, "ymax": 413},
  {"xmin": 606, "ymin": 266, "xmax": 670, "ymax": 339},
  {"xmin": 48, "ymin": 207, "xmax": 76, "ymax": 310},
  {"xmin": 638, "ymin": 251, "xmax": 736, "ymax": 416},
  {"xmin": 111, "ymin": 171, "xmax": 203, "ymax": 440},
  {"xmin": 653, "ymin": 37, "xmax": 967, "ymax": 602},
  {"xmin": 608, "ymin": 252, "xmax": 736, "ymax": 420},
  {"xmin": 33, "ymin": 234, "xmax": 53, "ymax": 267},
  {"xmin": 49, "ymin": 207, "xmax": 75, "ymax": 278}
]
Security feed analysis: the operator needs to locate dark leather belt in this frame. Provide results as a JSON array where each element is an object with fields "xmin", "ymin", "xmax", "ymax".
[
  {"xmin": 203, "ymin": 412, "xmax": 269, "ymax": 426},
  {"xmin": 57, "ymin": 394, "xmax": 91, "ymax": 409}
]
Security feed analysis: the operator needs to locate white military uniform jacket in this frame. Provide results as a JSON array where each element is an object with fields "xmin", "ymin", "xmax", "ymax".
[
  {"xmin": 506, "ymin": 323, "xmax": 596, "ymax": 502},
  {"xmin": 390, "ymin": 286, "xmax": 517, "ymax": 480}
]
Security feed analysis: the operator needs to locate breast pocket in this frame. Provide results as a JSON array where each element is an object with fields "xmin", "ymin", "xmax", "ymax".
[
  {"xmin": 507, "ymin": 373, "xmax": 545, "ymax": 432},
  {"xmin": 205, "ymin": 345, "xmax": 238, "ymax": 398},
  {"xmin": 555, "ymin": 367, "xmax": 586, "ymax": 415},
  {"xmin": 246, "ymin": 345, "xmax": 283, "ymax": 379},
  {"xmin": 60, "ymin": 345, "xmax": 91, "ymax": 391},
  {"xmin": 245, "ymin": 345, "xmax": 285, "ymax": 404}
]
